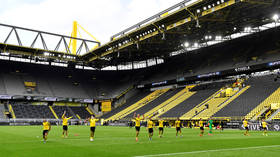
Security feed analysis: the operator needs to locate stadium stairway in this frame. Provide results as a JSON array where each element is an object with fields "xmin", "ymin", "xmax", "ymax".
[
  {"xmin": 192, "ymin": 86, "xmax": 250, "ymax": 120},
  {"xmin": 267, "ymin": 108, "xmax": 280, "ymax": 120},
  {"xmin": 213, "ymin": 76, "xmax": 280, "ymax": 118},
  {"xmin": 8, "ymin": 104, "xmax": 16, "ymax": 119},
  {"xmin": 146, "ymin": 87, "xmax": 196, "ymax": 119},
  {"xmin": 106, "ymin": 89, "xmax": 169, "ymax": 120},
  {"xmin": 142, "ymin": 88, "xmax": 183, "ymax": 118},
  {"xmin": 49, "ymin": 106, "xmax": 59, "ymax": 119},
  {"xmin": 160, "ymin": 85, "xmax": 226, "ymax": 118},
  {"xmin": 180, "ymin": 87, "xmax": 223, "ymax": 120},
  {"xmin": 101, "ymin": 90, "xmax": 152, "ymax": 119},
  {"xmin": 86, "ymin": 106, "xmax": 94, "ymax": 115},
  {"xmin": 123, "ymin": 88, "xmax": 181, "ymax": 119},
  {"xmin": 246, "ymin": 87, "xmax": 280, "ymax": 120}
]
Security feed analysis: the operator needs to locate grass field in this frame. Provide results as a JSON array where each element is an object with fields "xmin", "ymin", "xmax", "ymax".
[{"xmin": 0, "ymin": 125, "xmax": 280, "ymax": 157}]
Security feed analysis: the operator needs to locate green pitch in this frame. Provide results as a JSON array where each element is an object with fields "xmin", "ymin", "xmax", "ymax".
[{"xmin": 0, "ymin": 126, "xmax": 280, "ymax": 157}]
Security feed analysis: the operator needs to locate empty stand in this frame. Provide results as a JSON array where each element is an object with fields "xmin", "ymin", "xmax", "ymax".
[
  {"xmin": 268, "ymin": 108, "xmax": 280, "ymax": 120},
  {"xmin": 143, "ymin": 88, "xmax": 183, "ymax": 118},
  {"xmin": 101, "ymin": 90, "xmax": 152, "ymax": 119},
  {"xmin": 0, "ymin": 104, "xmax": 5, "ymax": 119},
  {"xmin": 155, "ymin": 88, "xmax": 196, "ymax": 118},
  {"xmin": 106, "ymin": 89, "xmax": 168, "ymax": 120},
  {"xmin": 3, "ymin": 74, "xmax": 26, "ymax": 95},
  {"xmin": 124, "ymin": 88, "xmax": 181, "ymax": 119},
  {"xmin": 70, "ymin": 106, "xmax": 91, "ymax": 119},
  {"xmin": 214, "ymin": 75, "xmax": 280, "ymax": 118},
  {"xmin": 247, "ymin": 86, "xmax": 280, "ymax": 120},
  {"xmin": 180, "ymin": 82, "xmax": 227, "ymax": 120},
  {"xmin": 0, "ymin": 74, "xmax": 7, "ymax": 94},
  {"xmin": 192, "ymin": 86, "xmax": 249, "ymax": 120},
  {"xmin": 12, "ymin": 103, "xmax": 55, "ymax": 119},
  {"xmin": 162, "ymin": 83, "xmax": 225, "ymax": 118},
  {"xmin": 52, "ymin": 105, "xmax": 76, "ymax": 119},
  {"xmin": 0, "ymin": 60, "xmax": 139, "ymax": 99}
]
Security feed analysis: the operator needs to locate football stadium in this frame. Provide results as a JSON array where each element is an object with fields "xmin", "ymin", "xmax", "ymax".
[{"xmin": 1, "ymin": 0, "xmax": 280, "ymax": 156}]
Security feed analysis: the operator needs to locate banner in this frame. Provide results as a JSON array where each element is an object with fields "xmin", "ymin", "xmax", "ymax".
[
  {"xmin": 239, "ymin": 122, "xmax": 280, "ymax": 131},
  {"xmin": 0, "ymin": 95, "xmax": 12, "ymax": 99},
  {"xmin": 101, "ymin": 101, "xmax": 111, "ymax": 112},
  {"xmin": 44, "ymin": 97, "xmax": 57, "ymax": 101},
  {"xmin": 83, "ymin": 99, "xmax": 93, "ymax": 103}
]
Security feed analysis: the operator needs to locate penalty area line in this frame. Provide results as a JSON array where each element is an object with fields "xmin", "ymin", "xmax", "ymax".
[{"xmin": 134, "ymin": 145, "xmax": 280, "ymax": 157}]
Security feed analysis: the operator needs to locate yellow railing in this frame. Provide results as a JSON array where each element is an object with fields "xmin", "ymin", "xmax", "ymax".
[
  {"xmin": 180, "ymin": 88, "xmax": 224, "ymax": 120},
  {"xmin": 143, "ymin": 88, "xmax": 189, "ymax": 118},
  {"xmin": 8, "ymin": 104, "xmax": 16, "ymax": 119},
  {"xmin": 86, "ymin": 107, "xmax": 94, "ymax": 115},
  {"xmin": 153, "ymin": 89, "xmax": 196, "ymax": 118},
  {"xmin": 193, "ymin": 97, "xmax": 229, "ymax": 120},
  {"xmin": 272, "ymin": 111, "xmax": 280, "ymax": 119},
  {"xmin": 106, "ymin": 89, "xmax": 169, "ymax": 120},
  {"xmin": 203, "ymin": 86, "xmax": 250, "ymax": 120},
  {"xmin": 246, "ymin": 87, "xmax": 280, "ymax": 119},
  {"xmin": 76, "ymin": 114, "xmax": 81, "ymax": 120},
  {"xmin": 49, "ymin": 106, "xmax": 58, "ymax": 119}
]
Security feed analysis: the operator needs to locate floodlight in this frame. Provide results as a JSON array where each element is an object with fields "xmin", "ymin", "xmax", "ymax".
[
  {"xmin": 273, "ymin": 14, "xmax": 279, "ymax": 21},
  {"xmin": 216, "ymin": 36, "xmax": 222, "ymax": 40},
  {"xmin": 184, "ymin": 42, "xmax": 190, "ymax": 47}
]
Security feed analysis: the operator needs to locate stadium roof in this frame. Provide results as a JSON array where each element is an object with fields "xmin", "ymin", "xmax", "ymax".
[
  {"xmin": 0, "ymin": 0, "xmax": 279, "ymax": 69},
  {"xmin": 82, "ymin": 0, "xmax": 280, "ymax": 66}
]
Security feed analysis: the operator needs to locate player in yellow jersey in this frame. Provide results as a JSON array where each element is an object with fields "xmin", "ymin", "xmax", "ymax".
[
  {"xmin": 158, "ymin": 118, "xmax": 165, "ymax": 138},
  {"xmin": 243, "ymin": 119, "xmax": 250, "ymax": 136},
  {"xmin": 133, "ymin": 112, "xmax": 144, "ymax": 142},
  {"xmin": 86, "ymin": 115, "xmax": 99, "ymax": 141},
  {"xmin": 261, "ymin": 119, "xmax": 268, "ymax": 136},
  {"xmin": 62, "ymin": 111, "xmax": 73, "ymax": 138},
  {"xmin": 42, "ymin": 120, "xmax": 51, "ymax": 143},
  {"xmin": 175, "ymin": 118, "xmax": 182, "ymax": 137},
  {"xmin": 199, "ymin": 118, "xmax": 204, "ymax": 137},
  {"xmin": 147, "ymin": 118, "xmax": 155, "ymax": 141}
]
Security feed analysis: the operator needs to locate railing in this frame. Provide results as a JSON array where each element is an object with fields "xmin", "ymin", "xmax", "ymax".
[
  {"xmin": 0, "ymin": 23, "xmax": 100, "ymax": 55},
  {"xmin": 110, "ymin": 0, "xmax": 193, "ymax": 40}
]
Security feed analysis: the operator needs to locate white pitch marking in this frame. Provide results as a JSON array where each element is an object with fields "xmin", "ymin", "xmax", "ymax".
[{"xmin": 134, "ymin": 145, "xmax": 280, "ymax": 157}]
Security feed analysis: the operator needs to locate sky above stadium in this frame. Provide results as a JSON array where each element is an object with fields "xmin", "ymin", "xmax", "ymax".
[{"xmin": 0, "ymin": 0, "xmax": 186, "ymax": 44}]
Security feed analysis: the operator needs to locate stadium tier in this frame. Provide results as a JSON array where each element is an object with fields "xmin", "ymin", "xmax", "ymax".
[
  {"xmin": 69, "ymin": 106, "xmax": 92, "ymax": 119},
  {"xmin": 162, "ymin": 83, "xmax": 227, "ymax": 118},
  {"xmin": 7, "ymin": 102, "xmax": 93, "ymax": 120},
  {"xmin": 103, "ymin": 89, "xmax": 168, "ymax": 120},
  {"xmin": 153, "ymin": 87, "xmax": 196, "ymax": 118},
  {"xmin": 100, "ymin": 90, "xmax": 152, "ymax": 119},
  {"xmin": 123, "ymin": 88, "xmax": 182, "ymax": 119},
  {"xmin": 0, "ymin": 60, "xmax": 135, "ymax": 99},
  {"xmin": 97, "ymin": 75, "xmax": 280, "ymax": 121},
  {"xmin": 214, "ymin": 75, "xmax": 280, "ymax": 119},
  {"xmin": 11, "ymin": 103, "xmax": 55, "ymax": 119}
]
